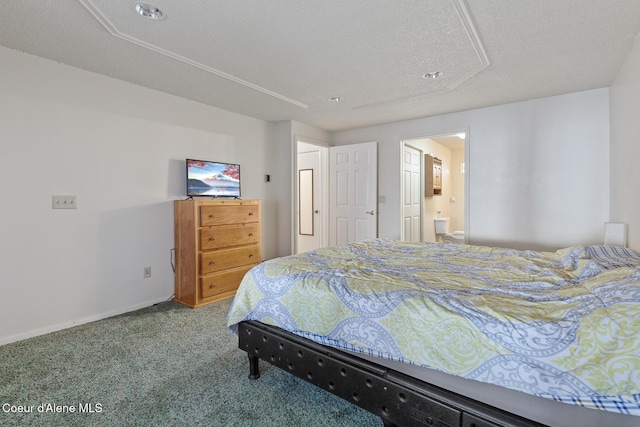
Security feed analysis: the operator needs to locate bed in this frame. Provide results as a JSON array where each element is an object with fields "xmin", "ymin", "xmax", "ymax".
[{"xmin": 227, "ymin": 239, "xmax": 640, "ymax": 427}]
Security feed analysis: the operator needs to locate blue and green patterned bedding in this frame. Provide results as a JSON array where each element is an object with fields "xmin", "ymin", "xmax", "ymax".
[{"xmin": 227, "ymin": 239, "xmax": 640, "ymax": 415}]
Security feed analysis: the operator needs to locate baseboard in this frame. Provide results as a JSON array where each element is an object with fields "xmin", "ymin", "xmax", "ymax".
[{"xmin": 0, "ymin": 296, "xmax": 173, "ymax": 346}]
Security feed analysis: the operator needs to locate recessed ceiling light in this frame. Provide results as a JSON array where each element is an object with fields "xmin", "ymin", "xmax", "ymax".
[
  {"xmin": 328, "ymin": 97, "xmax": 342, "ymax": 103},
  {"xmin": 135, "ymin": 2, "xmax": 165, "ymax": 20},
  {"xmin": 422, "ymin": 71, "xmax": 443, "ymax": 79}
]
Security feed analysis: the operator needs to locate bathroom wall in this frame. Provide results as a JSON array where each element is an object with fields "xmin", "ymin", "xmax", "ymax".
[{"xmin": 423, "ymin": 139, "xmax": 452, "ymax": 242}]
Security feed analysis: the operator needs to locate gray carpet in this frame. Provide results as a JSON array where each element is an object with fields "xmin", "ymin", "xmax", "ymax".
[{"xmin": 0, "ymin": 298, "xmax": 381, "ymax": 427}]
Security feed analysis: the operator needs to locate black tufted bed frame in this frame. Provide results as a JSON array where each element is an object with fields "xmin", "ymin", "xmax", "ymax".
[{"xmin": 238, "ymin": 320, "xmax": 546, "ymax": 427}]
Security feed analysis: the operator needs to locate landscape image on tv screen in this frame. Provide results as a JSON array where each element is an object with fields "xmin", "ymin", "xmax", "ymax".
[{"xmin": 186, "ymin": 159, "xmax": 240, "ymax": 197}]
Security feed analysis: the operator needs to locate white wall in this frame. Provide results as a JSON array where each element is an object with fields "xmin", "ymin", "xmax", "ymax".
[
  {"xmin": 333, "ymin": 88, "xmax": 610, "ymax": 250},
  {"xmin": 0, "ymin": 47, "xmax": 277, "ymax": 344},
  {"xmin": 610, "ymin": 35, "xmax": 640, "ymax": 251},
  {"xmin": 2, "ymin": 41, "xmax": 626, "ymax": 345}
]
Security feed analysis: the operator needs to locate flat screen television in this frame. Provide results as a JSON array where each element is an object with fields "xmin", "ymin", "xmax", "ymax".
[{"xmin": 186, "ymin": 159, "xmax": 241, "ymax": 198}]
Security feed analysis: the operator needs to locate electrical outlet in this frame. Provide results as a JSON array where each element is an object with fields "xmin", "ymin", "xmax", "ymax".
[
  {"xmin": 143, "ymin": 266, "xmax": 151, "ymax": 278},
  {"xmin": 52, "ymin": 195, "xmax": 77, "ymax": 209}
]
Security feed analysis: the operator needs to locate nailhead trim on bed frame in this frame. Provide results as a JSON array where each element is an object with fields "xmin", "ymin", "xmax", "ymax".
[{"xmin": 238, "ymin": 321, "xmax": 546, "ymax": 427}]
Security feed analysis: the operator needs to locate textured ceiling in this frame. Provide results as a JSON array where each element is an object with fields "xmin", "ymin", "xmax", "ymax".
[{"xmin": 1, "ymin": 0, "xmax": 640, "ymax": 132}]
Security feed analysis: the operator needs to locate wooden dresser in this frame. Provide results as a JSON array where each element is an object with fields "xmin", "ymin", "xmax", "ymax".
[{"xmin": 173, "ymin": 199, "xmax": 261, "ymax": 308}]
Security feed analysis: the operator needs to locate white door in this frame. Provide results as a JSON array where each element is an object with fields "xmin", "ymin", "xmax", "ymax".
[
  {"xmin": 402, "ymin": 144, "xmax": 422, "ymax": 242},
  {"xmin": 297, "ymin": 148, "xmax": 323, "ymax": 253},
  {"xmin": 329, "ymin": 142, "xmax": 378, "ymax": 246}
]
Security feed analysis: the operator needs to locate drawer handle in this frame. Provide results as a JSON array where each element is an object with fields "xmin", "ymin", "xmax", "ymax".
[
  {"xmin": 209, "ymin": 260, "xmax": 216, "ymax": 265},
  {"xmin": 248, "ymin": 212, "xmax": 253, "ymax": 216},
  {"xmin": 209, "ymin": 214, "xmax": 215, "ymax": 218},
  {"xmin": 248, "ymin": 254, "xmax": 254, "ymax": 258},
  {"xmin": 209, "ymin": 284, "xmax": 216, "ymax": 289},
  {"xmin": 248, "ymin": 233, "xmax": 253, "ymax": 237},
  {"xmin": 209, "ymin": 236, "xmax": 216, "ymax": 241}
]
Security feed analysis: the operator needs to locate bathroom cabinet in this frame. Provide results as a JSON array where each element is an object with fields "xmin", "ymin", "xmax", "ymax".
[{"xmin": 425, "ymin": 154, "xmax": 442, "ymax": 197}]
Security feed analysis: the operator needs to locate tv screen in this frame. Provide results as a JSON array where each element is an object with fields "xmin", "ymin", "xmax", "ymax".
[{"xmin": 186, "ymin": 159, "xmax": 241, "ymax": 198}]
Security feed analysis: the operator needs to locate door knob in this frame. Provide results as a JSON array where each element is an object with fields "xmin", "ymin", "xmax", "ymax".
[
  {"xmin": 366, "ymin": 210, "xmax": 375, "ymax": 215},
  {"xmin": 314, "ymin": 210, "xmax": 319, "ymax": 214}
]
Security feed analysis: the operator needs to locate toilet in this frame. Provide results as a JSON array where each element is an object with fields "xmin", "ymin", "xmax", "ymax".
[{"xmin": 434, "ymin": 218, "xmax": 465, "ymax": 244}]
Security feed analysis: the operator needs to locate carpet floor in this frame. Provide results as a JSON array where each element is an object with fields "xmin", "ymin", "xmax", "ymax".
[{"xmin": 0, "ymin": 298, "xmax": 381, "ymax": 426}]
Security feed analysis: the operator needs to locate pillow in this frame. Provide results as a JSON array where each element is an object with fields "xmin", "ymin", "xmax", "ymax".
[{"xmin": 585, "ymin": 245, "xmax": 640, "ymax": 269}]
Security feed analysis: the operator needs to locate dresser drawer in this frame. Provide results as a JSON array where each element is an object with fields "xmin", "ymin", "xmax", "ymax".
[
  {"xmin": 200, "ymin": 224, "xmax": 259, "ymax": 251},
  {"xmin": 200, "ymin": 265, "xmax": 253, "ymax": 299},
  {"xmin": 200, "ymin": 204, "xmax": 259, "ymax": 227},
  {"xmin": 174, "ymin": 199, "xmax": 261, "ymax": 308},
  {"xmin": 200, "ymin": 245, "xmax": 260, "ymax": 275}
]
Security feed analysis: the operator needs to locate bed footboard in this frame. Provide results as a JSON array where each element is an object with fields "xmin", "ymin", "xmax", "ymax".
[{"xmin": 238, "ymin": 321, "xmax": 545, "ymax": 427}]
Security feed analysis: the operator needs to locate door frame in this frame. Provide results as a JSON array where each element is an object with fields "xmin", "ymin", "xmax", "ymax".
[
  {"xmin": 294, "ymin": 136, "xmax": 329, "ymax": 254},
  {"xmin": 399, "ymin": 131, "xmax": 470, "ymax": 244}
]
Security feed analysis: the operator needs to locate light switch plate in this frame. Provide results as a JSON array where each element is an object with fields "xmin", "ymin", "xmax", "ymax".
[{"xmin": 52, "ymin": 195, "xmax": 77, "ymax": 209}]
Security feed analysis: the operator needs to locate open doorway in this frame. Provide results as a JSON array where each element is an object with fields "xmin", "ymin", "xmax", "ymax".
[
  {"xmin": 400, "ymin": 132, "xmax": 467, "ymax": 243},
  {"xmin": 294, "ymin": 140, "xmax": 379, "ymax": 253},
  {"xmin": 295, "ymin": 138, "xmax": 329, "ymax": 254}
]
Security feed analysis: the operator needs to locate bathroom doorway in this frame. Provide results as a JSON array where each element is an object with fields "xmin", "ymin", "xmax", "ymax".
[{"xmin": 400, "ymin": 132, "xmax": 467, "ymax": 243}]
